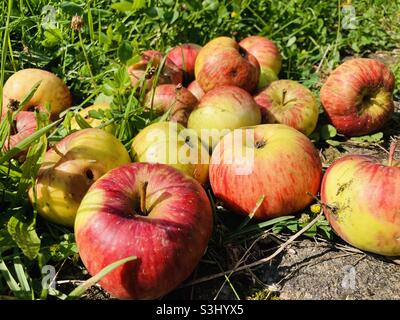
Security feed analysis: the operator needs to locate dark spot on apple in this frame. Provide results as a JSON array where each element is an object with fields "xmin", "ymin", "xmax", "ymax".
[
  {"xmin": 85, "ymin": 169, "xmax": 94, "ymax": 180},
  {"xmin": 8, "ymin": 99, "xmax": 20, "ymax": 111},
  {"xmin": 238, "ymin": 46, "xmax": 248, "ymax": 58},
  {"xmin": 27, "ymin": 105, "xmax": 36, "ymax": 112},
  {"xmin": 255, "ymin": 140, "xmax": 266, "ymax": 149},
  {"xmin": 230, "ymin": 69, "xmax": 238, "ymax": 78}
]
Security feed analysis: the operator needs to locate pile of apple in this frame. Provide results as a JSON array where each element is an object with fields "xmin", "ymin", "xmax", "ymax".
[{"xmin": 2, "ymin": 34, "xmax": 399, "ymax": 300}]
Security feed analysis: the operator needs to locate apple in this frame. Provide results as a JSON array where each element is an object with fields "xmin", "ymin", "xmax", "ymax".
[
  {"xmin": 131, "ymin": 121, "xmax": 209, "ymax": 184},
  {"xmin": 209, "ymin": 124, "xmax": 322, "ymax": 220},
  {"xmin": 187, "ymin": 85, "xmax": 261, "ymax": 151},
  {"xmin": 2, "ymin": 68, "xmax": 72, "ymax": 119},
  {"xmin": 321, "ymin": 142, "xmax": 400, "ymax": 256},
  {"xmin": 144, "ymin": 84, "xmax": 198, "ymax": 127},
  {"xmin": 167, "ymin": 43, "xmax": 202, "ymax": 84},
  {"xmin": 320, "ymin": 58, "xmax": 395, "ymax": 136},
  {"xmin": 29, "ymin": 128, "xmax": 131, "ymax": 227},
  {"xmin": 3, "ymin": 111, "xmax": 37, "ymax": 161},
  {"xmin": 127, "ymin": 50, "xmax": 182, "ymax": 91},
  {"xmin": 70, "ymin": 103, "xmax": 115, "ymax": 134},
  {"xmin": 239, "ymin": 35, "xmax": 282, "ymax": 89},
  {"xmin": 254, "ymin": 80, "xmax": 319, "ymax": 136},
  {"xmin": 187, "ymin": 80, "xmax": 205, "ymax": 101},
  {"xmin": 195, "ymin": 37, "xmax": 260, "ymax": 93},
  {"xmin": 74, "ymin": 162, "xmax": 213, "ymax": 299}
]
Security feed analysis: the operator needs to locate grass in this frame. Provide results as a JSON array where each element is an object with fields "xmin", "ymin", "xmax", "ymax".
[{"xmin": 0, "ymin": 0, "xmax": 399, "ymax": 300}]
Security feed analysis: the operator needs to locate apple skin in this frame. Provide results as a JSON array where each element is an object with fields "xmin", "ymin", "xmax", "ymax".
[
  {"xmin": 254, "ymin": 80, "xmax": 319, "ymax": 136},
  {"xmin": 209, "ymin": 124, "xmax": 322, "ymax": 220},
  {"xmin": 321, "ymin": 154, "xmax": 400, "ymax": 256},
  {"xmin": 74, "ymin": 162, "xmax": 213, "ymax": 299},
  {"xmin": 195, "ymin": 37, "xmax": 260, "ymax": 93},
  {"xmin": 3, "ymin": 111, "xmax": 37, "ymax": 161},
  {"xmin": 2, "ymin": 68, "xmax": 72, "ymax": 119},
  {"xmin": 131, "ymin": 122, "xmax": 209, "ymax": 184},
  {"xmin": 167, "ymin": 43, "xmax": 202, "ymax": 84},
  {"xmin": 320, "ymin": 58, "xmax": 395, "ymax": 136},
  {"xmin": 144, "ymin": 84, "xmax": 198, "ymax": 127},
  {"xmin": 239, "ymin": 35, "xmax": 282, "ymax": 76},
  {"xmin": 187, "ymin": 80, "xmax": 205, "ymax": 101},
  {"xmin": 187, "ymin": 85, "xmax": 261, "ymax": 150},
  {"xmin": 70, "ymin": 103, "xmax": 115, "ymax": 134},
  {"xmin": 29, "ymin": 128, "xmax": 131, "ymax": 227},
  {"xmin": 127, "ymin": 50, "xmax": 183, "ymax": 91}
]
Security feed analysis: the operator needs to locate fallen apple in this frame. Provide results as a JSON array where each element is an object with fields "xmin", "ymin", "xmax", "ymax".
[
  {"xmin": 239, "ymin": 35, "xmax": 282, "ymax": 89},
  {"xmin": 75, "ymin": 162, "xmax": 213, "ymax": 299},
  {"xmin": 127, "ymin": 50, "xmax": 182, "ymax": 91},
  {"xmin": 254, "ymin": 80, "xmax": 319, "ymax": 136},
  {"xmin": 2, "ymin": 68, "xmax": 72, "ymax": 119},
  {"xmin": 187, "ymin": 80, "xmax": 205, "ymax": 101},
  {"xmin": 321, "ymin": 142, "xmax": 400, "ymax": 256},
  {"xmin": 70, "ymin": 103, "xmax": 115, "ymax": 134},
  {"xmin": 195, "ymin": 37, "xmax": 260, "ymax": 93},
  {"xmin": 320, "ymin": 58, "xmax": 395, "ymax": 136},
  {"xmin": 209, "ymin": 124, "xmax": 322, "ymax": 220},
  {"xmin": 167, "ymin": 43, "xmax": 202, "ymax": 84},
  {"xmin": 187, "ymin": 85, "xmax": 261, "ymax": 150},
  {"xmin": 29, "ymin": 128, "xmax": 131, "ymax": 227},
  {"xmin": 144, "ymin": 84, "xmax": 198, "ymax": 127}
]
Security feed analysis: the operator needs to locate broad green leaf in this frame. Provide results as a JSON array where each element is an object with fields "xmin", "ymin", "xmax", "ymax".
[
  {"xmin": 326, "ymin": 139, "xmax": 341, "ymax": 147},
  {"xmin": 320, "ymin": 124, "xmax": 337, "ymax": 140},
  {"xmin": 111, "ymin": 1, "xmax": 134, "ymax": 12},
  {"xmin": 7, "ymin": 215, "xmax": 41, "ymax": 260},
  {"xmin": 67, "ymin": 256, "xmax": 137, "ymax": 299},
  {"xmin": 88, "ymin": 109, "xmax": 104, "ymax": 120},
  {"xmin": 350, "ymin": 132, "xmax": 383, "ymax": 143},
  {"xmin": 118, "ymin": 41, "xmax": 133, "ymax": 64},
  {"xmin": 74, "ymin": 113, "xmax": 92, "ymax": 129}
]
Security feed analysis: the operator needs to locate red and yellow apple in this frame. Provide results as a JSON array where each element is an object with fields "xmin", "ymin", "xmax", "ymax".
[
  {"xmin": 131, "ymin": 122, "xmax": 209, "ymax": 184},
  {"xmin": 29, "ymin": 128, "xmax": 131, "ymax": 227},
  {"xmin": 167, "ymin": 43, "xmax": 202, "ymax": 84},
  {"xmin": 144, "ymin": 84, "xmax": 198, "ymax": 127},
  {"xmin": 75, "ymin": 162, "xmax": 213, "ymax": 299},
  {"xmin": 209, "ymin": 124, "xmax": 322, "ymax": 220},
  {"xmin": 254, "ymin": 80, "xmax": 319, "ymax": 136},
  {"xmin": 187, "ymin": 85, "xmax": 261, "ymax": 150},
  {"xmin": 70, "ymin": 103, "xmax": 115, "ymax": 134},
  {"xmin": 127, "ymin": 50, "xmax": 182, "ymax": 91},
  {"xmin": 187, "ymin": 80, "xmax": 205, "ymax": 101},
  {"xmin": 239, "ymin": 35, "xmax": 282, "ymax": 89},
  {"xmin": 321, "ymin": 142, "xmax": 400, "ymax": 256},
  {"xmin": 2, "ymin": 68, "xmax": 72, "ymax": 119},
  {"xmin": 320, "ymin": 58, "xmax": 395, "ymax": 136},
  {"xmin": 195, "ymin": 37, "xmax": 260, "ymax": 93}
]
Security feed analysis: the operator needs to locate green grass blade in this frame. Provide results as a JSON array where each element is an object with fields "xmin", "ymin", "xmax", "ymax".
[{"xmin": 0, "ymin": 257, "xmax": 20, "ymax": 294}]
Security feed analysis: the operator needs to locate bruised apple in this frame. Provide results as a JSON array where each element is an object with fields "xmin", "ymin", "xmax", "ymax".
[{"xmin": 167, "ymin": 43, "xmax": 202, "ymax": 84}]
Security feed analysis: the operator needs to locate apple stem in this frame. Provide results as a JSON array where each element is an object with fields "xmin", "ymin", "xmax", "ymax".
[
  {"xmin": 388, "ymin": 141, "xmax": 399, "ymax": 167},
  {"xmin": 140, "ymin": 181, "xmax": 148, "ymax": 216},
  {"xmin": 281, "ymin": 89, "xmax": 287, "ymax": 105}
]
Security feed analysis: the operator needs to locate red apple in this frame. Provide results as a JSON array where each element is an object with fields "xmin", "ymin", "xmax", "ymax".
[
  {"xmin": 167, "ymin": 43, "xmax": 202, "ymax": 84},
  {"xmin": 254, "ymin": 80, "xmax": 319, "ymax": 136},
  {"xmin": 74, "ymin": 163, "xmax": 213, "ymax": 299},
  {"xmin": 127, "ymin": 50, "xmax": 183, "ymax": 91},
  {"xmin": 144, "ymin": 84, "xmax": 198, "ymax": 126},
  {"xmin": 209, "ymin": 124, "xmax": 322, "ymax": 220},
  {"xmin": 2, "ymin": 68, "xmax": 72, "ymax": 119},
  {"xmin": 320, "ymin": 58, "xmax": 395, "ymax": 136},
  {"xmin": 239, "ymin": 35, "xmax": 282, "ymax": 89},
  {"xmin": 187, "ymin": 80, "xmax": 205, "ymax": 101},
  {"xmin": 321, "ymin": 142, "xmax": 400, "ymax": 256},
  {"xmin": 195, "ymin": 37, "xmax": 260, "ymax": 93}
]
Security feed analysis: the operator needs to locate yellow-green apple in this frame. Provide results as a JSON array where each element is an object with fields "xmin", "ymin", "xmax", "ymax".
[
  {"xmin": 74, "ymin": 162, "xmax": 213, "ymax": 299},
  {"xmin": 127, "ymin": 50, "xmax": 182, "ymax": 91},
  {"xmin": 29, "ymin": 128, "xmax": 131, "ymax": 227},
  {"xmin": 3, "ymin": 111, "xmax": 37, "ymax": 161},
  {"xmin": 195, "ymin": 37, "xmax": 260, "ymax": 93},
  {"xmin": 239, "ymin": 35, "xmax": 282, "ymax": 89},
  {"xmin": 167, "ymin": 43, "xmax": 202, "ymax": 84},
  {"xmin": 321, "ymin": 142, "xmax": 400, "ymax": 256},
  {"xmin": 2, "ymin": 68, "xmax": 72, "ymax": 119},
  {"xmin": 254, "ymin": 80, "xmax": 319, "ymax": 136},
  {"xmin": 131, "ymin": 121, "xmax": 209, "ymax": 184},
  {"xmin": 187, "ymin": 80, "xmax": 205, "ymax": 101},
  {"xmin": 187, "ymin": 85, "xmax": 261, "ymax": 150},
  {"xmin": 144, "ymin": 84, "xmax": 197, "ymax": 127},
  {"xmin": 209, "ymin": 124, "xmax": 322, "ymax": 220},
  {"xmin": 70, "ymin": 103, "xmax": 115, "ymax": 134},
  {"xmin": 320, "ymin": 58, "xmax": 395, "ymax": 136}
]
